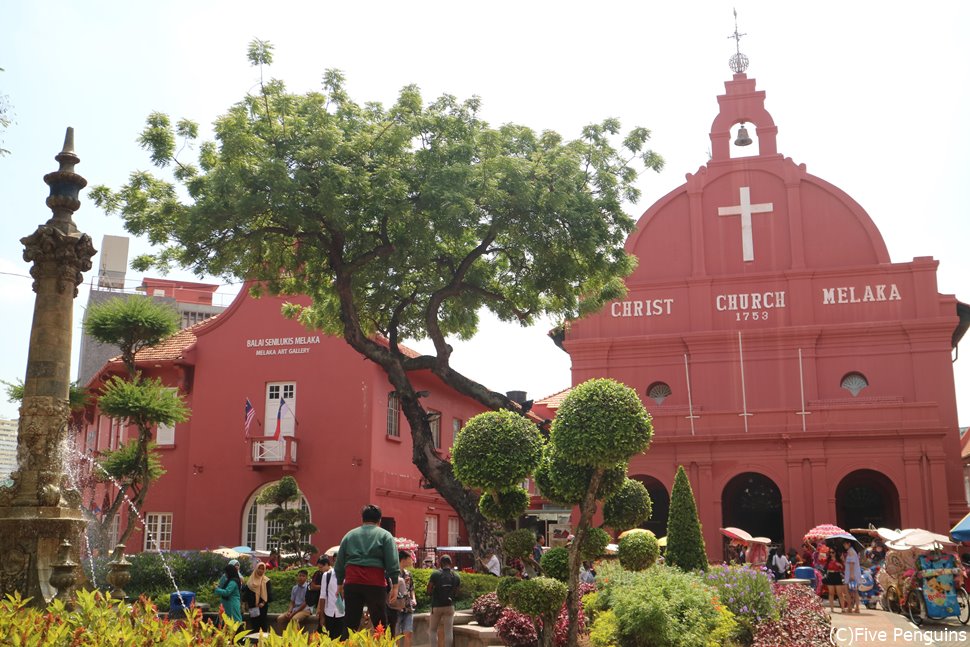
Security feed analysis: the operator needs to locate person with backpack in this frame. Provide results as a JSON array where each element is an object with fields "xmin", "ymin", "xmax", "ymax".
[
  {"xmin": 427, "ymin": 555, "xmax": 461, "ymax": 647},
  {"xmin": 315, "ymin": 556, "xmax": 348, "ymax": 639}
]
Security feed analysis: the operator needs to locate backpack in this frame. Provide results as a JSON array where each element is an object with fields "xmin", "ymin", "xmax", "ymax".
[{"xmin": 433, "ymin": 569, "xmax": 459, "ymax": 606}]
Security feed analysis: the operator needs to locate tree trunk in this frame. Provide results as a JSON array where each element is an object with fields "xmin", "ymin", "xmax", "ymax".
[
  {"xmin": 565, "ymin": 469, "xmax": 603, "ymax": 647},
  {"xmin": 538, "ymin": 614, "xmax": 555, "ymax": 647}
]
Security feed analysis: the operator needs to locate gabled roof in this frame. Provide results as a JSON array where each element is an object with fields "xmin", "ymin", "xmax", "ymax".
[
  {"xmin": 131, "ymin": 315, "xmax": 221, "ymax": 363},
  {"xmin": 534, "ymin": 387, "xmax": 572, "ymax": 410}
]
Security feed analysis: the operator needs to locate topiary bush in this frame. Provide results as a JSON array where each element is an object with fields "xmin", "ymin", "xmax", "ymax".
[
  {"xmin": 503, "ymin": 528, "xmax": 538, "ymax": 560},
  {"xmin": 495, "ymin": 607, "xmax": 539, "ymax": 647},
  {"xmin": 534, "ymin": 449, "xmax": 627, "ymax": 505},
  {"xmin": 472, "ymin": 592, "xmax": 505, "ymax": 627},
  {"xmin": 603, "ymin": 478, "xmax": 652, "ymax": 532},
  {"xmin": 506, "ymin": 577, "xmax": 568, "ymax": 618},
  {"xmin": 665, "ymin": 465, "xmax": 708, "ymax": 572},
  {"xmin": 549, "ymin": 379, "xmax": 653, "ymax": 468},
  {"xmin": 618, "ymin": 529, "xmax": 660, "ymax": 571},
  {"xmin": 496, "ymin": 575, "xmax": 522, "ymax": 606},
  {"xmin": 539, "ymin": 547, "xmax": 570, "ymax": 582},
  {"xmin": 453, "ymin": 410, "xmax": 543, "ymax": 491},
  {"xmin": 580, "ymin": 527, "xmax": 611, "ymax": 561},
  {"xmin": 479, "ymin": 487, "xmax": 531, "ymax": 521}
]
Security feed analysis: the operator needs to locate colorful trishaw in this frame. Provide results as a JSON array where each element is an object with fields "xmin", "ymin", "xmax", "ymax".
[{"xmin": 903, "ymin": 549, "xmax": 969, "ymax": 625}]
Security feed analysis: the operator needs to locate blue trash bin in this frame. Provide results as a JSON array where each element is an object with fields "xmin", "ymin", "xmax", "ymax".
[
  {"xmin": 169, "ymin": 591, "xmax": 195, "ymax": 620},
  {"xmin": 793, "ymin": 566, "xmax": 816, "ymax": 587}
]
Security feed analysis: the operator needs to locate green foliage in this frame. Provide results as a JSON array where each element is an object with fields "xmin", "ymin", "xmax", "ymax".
[
  {"xmin": 2, "ymin": 379, "xmax": 90, "ymax": 411},
  {"xmin": 97, "ymin": 439, "xmax": 166, "ymax": 484},
  {"xmin": 83, "ymin": 295, "xmax": 180, "ymax": 372},
  {"xmin": 603, "ymin": 478, "xmax": 653, "ymax": 532},
  {"xmin": 580, "ymin": 527, "xmax": 612, "ymax": 561},
  {"xmin": 412, "ymin": 568, "xmax": 500, "ymax": 612},
  {"xmin": 0, "ymin": 587, "xmax": 409, "ymax": 646},
  {"xmin": 540, "ymin": 546, "xmax": 570, "ymax": 582},
  {"xmin": 478, "ymin": 487, "xmax": 530, "ymax": 521},
  {"xmin": 594, "ymin": 562, "xmax": 737, "ymax": 647},
  {"xmin": 495, "ymin": 575, "xmax": 521, "ymax": 606},
  {"xmin": 534, "ymin": 448, "xmax": 626, "ymax": 505},
  {"xmin": 589, "ymin": 608, "xmax": 620, "ymax": 647},
  {"xmin": 550, "ymin": 379, "xmax": 653, "ymax": 469},
  {"xmin": 506, "ymin": 576, "xmax": 568, "ymax": 617},
  {"xmin": 97, "ymin": 375, "xmax": 190, "ymax": 430},
  {"xmin": 503, "ymin": 528, "xmax": 538, "ymax": 560},
  {"xmin": 256, "ymin": 477, "xmax": 318, "ymax": 563},
  {"xmin": 618, "ymin": 530, "xmax": 660, "ymax": 571},
  {"xmin": 702, "ymin": 564, "xmax": 779, "ymax": 645},
  {"xmin": 453, "ymin": 410, "xmax": 543, "ymax": 491},
  {"xmin": 665, "ymin": 466, "xmax": 708, "ymax": 572}
]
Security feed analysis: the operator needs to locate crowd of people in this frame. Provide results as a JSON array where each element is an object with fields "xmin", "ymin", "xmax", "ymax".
[{"xmin": 213, "ymin": 503, "xmax": 462, "ymax": 643}]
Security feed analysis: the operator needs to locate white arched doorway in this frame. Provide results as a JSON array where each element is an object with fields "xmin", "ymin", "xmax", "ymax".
[{"xmin": 240, "ymin": 482, "xmax": 312, "ymax": 551}]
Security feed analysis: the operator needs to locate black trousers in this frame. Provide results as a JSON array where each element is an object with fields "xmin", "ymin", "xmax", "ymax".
[
  {"xmin": 344, "ymin": 583, "xmax": 389, "ymax": 633},
  {"xmin": 323, "ymin": 613, "xmax": 348, "ymax": 640},
  {"xmin": 246, "ymin": 604, "xmax": 269, "ymax": 633}
]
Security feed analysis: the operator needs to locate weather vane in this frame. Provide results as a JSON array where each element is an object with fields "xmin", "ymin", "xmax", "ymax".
[{"xmin": 728, "ymin": 8, "xmax": 750, "ymax": 73}]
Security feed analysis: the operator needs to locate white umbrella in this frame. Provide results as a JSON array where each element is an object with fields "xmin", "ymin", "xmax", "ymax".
[{"xmin": 211, "ymin": 547, "xmax": 242, "ymax": 559}]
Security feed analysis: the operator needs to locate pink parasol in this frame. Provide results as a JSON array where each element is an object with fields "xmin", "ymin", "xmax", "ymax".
[
  {"xmin": 803, "ymin": 524, "xmax": 846, "ymax": 543},
  {"xmin": 395, "ymin": 537, "xmax": 420, "ymax": 550},
  {"xmin": 720, "ymin": 527, "xmax": 754, "ymax": 543}
]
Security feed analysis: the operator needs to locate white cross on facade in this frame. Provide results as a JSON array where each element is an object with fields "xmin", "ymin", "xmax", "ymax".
[{"xmin": 717, "ymin": 186, "xmax": 773, "ymax": 262}]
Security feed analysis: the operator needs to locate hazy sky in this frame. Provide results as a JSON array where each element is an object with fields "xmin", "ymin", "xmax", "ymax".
[{"xmin": 1, "ymin": 1, "xmax": 968, "ymax": 422}]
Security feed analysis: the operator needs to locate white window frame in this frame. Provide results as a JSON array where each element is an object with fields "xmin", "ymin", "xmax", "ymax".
[
  {"xmin": 107, "ymin": 514, "xmax": 121, "ymax": 548},
  {"xmin": 156, "ymin": 388, "xmax": 178, "ymax": 446},
  {"xmin": 451, "ymin": 418, "xmax": 462, "ymax": 451},
  {"xmin": 447, "ymin": 517, "xmax": 460, "ymax": 546},
  {"xmin": 242, "ymin": 484, "xmax": 312, "ymax": 551},
  {"xmin": 429, "ymin": 411, "xmax": 441, "ymax": 449},
  {"xmin": 257, "ymin": 382, "xmax": 296, "ymax": 462},
  {"xmin": 424, "ymin": 514, "xmax": 439, "ymax": 548},
  {"xmin": 387, "ymin": 393, "xmax": 400, "ymax": 437},
  {"xmin": 143, "ymin": 513, "xmax": 172, "ymax": 552}
]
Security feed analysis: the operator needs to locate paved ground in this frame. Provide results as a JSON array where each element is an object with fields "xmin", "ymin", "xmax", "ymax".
[{"xmin": 829, "ymin": 607, "xmax": 969, "ymax": 646}]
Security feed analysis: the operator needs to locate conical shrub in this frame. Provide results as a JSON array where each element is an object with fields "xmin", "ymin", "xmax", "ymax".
[{"xmin": 665, "ymin": 465, "xmax": 708, "ymax": 571}]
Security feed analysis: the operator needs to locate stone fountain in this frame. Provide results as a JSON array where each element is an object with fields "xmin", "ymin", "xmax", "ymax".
[{"xmin": 0, "ymin": 128, "xmax": 95, "ymax": 606}]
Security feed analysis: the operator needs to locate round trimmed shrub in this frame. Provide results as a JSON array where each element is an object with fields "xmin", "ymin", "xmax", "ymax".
[
  {"xmin": 503, "ymin": 528, "xmax": 537, "ymax": 560},
  {"xmin": 535, "ymin": 448, "xmax": 626, "ymax": 505},
  {"xmin": 550, "ymin": 379, "xmax": 653, "ymax": 468},
  {"xmin": 453, "ymin": 410, "xmax": 543, "ymax": 490},
  {"xmin": 471, "ymin": 591, "xmax": 505, "ymax": 627},
  {"xmin": 618, "ymin": 529, "xmax": 659, "ymax": 571},
  {"xmin": 507, "ymin": 576, "xmax": 568, "ymax": 617},
  {"xmin": 479, "ymin": 486, "xmax": 530, "ymax": 521},
  {"xmin": 496, "ymin": 576, "xmax": 522, "ymax": 606},
  {"xmin": 580, "ymin": 527, "xmax": 611, "ymax": 560},
  {"xmin": 603, "ymin": 478, "xmax": 653, "ymax": 532},
  {"xmin": 540, "ymin": 546, "xmax": 570, "ymax": 582},
  {"xmin": 495, "ymin": 608, "xmax": 539, "ymax": 647}
]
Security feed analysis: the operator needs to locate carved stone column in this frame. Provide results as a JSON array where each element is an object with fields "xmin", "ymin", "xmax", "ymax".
[{"xmin": 0, "ymin": 128, "xmax": 95, "ymax": 606}]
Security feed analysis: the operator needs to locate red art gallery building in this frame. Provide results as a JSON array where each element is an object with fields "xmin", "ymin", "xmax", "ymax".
[
  {"xmin": 77, "ymin": 286, "xmax": 491, "ymax": 554},
  {"xmin": 540, "ymin": 69, "xmax": 970, "ymax": 557}
]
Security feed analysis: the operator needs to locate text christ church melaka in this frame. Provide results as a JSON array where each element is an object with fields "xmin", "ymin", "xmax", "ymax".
[{"xmin": 542, "ymin": 67, "xmax": 968, "ymax": 559}]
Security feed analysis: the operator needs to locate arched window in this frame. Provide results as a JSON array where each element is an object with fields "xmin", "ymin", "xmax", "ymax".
[
  {"xmin": 647, "ymin": 382, "xmax": 672, "ymax": 405},
  {"xmin": 242, "ymin": 483, "xmax": 311, "ymax": 551},
  {"xmin": 841, "ymin": 372, "xmax": 869, "ymax": 397}
]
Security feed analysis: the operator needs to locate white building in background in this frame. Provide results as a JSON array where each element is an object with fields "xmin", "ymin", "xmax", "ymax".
[{"xmin": 0, "ymin": 419, "xmax": 18, "ymax": 484}]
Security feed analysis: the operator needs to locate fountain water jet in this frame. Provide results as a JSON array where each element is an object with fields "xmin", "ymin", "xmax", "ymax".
[{"xmin": 0, "ymin": 128, "xmax": 96, "ymax": 606}]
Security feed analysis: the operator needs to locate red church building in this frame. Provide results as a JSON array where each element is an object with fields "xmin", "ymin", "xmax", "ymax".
[
  {"xmin": 545, "ymin": 67, "xmax": 970, "ymax": 557},
  {"xmin": 78, "ymin": 285, "xmax": 490, "ymax": 554}
]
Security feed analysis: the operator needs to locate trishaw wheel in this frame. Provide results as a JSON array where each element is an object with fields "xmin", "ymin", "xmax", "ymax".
[
  {"xmin": 885, "ymin": 586, "xmax": 900, "ymax": 614},
  {"xmin": 957, "ymin": 589, "xmax": 970, "ymax": 625},
  {"xmin": 906, "ymin": 590, "xmax": 923, "ymax": 626}
]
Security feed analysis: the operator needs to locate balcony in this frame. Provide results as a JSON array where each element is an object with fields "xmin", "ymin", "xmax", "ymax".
[{"xmin": 247, "ymin": 435, "xmax": 299, "ymax": 471}]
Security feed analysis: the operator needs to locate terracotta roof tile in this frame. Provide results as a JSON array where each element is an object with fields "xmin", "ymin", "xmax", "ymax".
[{"xmin": 535, "ymin": 387, "xmax": 572, "ymax": 409}]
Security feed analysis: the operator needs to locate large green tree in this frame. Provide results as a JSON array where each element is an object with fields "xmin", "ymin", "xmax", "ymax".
[
  {"xmin": 83, "ymin": 296, "xmax": 189, "ymax": 548},
  {"xmin": 90, "ymin": 40, "xmax": 662, "ymax": 558}
]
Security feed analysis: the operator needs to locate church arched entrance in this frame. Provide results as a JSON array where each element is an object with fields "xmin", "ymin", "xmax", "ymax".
[
  {"xmin": 241, "ymin": 482, "xmax": 312, "ymax": 551},
  {"xmin": 835, "ymin": 469, "xmax": 900, "ymax": 531},
  {"xmin": 721, "ymin": 472, "xmax": 784, "ymax": 555},
  {"xmin": 632, "ymin": 475, "xmax": 669, "ymax": 538}
]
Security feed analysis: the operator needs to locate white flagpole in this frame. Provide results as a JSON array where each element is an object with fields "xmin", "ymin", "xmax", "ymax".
[
  {"xmin": 796, "ymin": 348, "xmax": 811, "ymax": 431},
  {"xmin": 684, "ymin": 354, "xmax": 699, "ymax": 436},
  {"xmin": 738, "ymin": 331, "xmax": 751, "ymax": 432}
]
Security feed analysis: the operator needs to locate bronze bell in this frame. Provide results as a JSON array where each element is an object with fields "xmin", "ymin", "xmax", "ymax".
[{"xmin": 734, "ymin": 124, "xmax": 753, "ymax": 147}]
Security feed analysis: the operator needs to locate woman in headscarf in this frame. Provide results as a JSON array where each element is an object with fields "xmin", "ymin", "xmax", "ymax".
[
  {"xmin": 214, "ymin": 560, "xmax": 243, "ymax": 622},
  {"xmin": 244, "ymin": 561, "xmax": 273, "ymax": 633}
]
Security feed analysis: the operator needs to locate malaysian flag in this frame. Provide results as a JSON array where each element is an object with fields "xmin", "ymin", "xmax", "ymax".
[
  {"xmin": 272, "ymin": 398, "xmax": 286, "ymax": 441},
  {"xmin": 244, "ymin": 398, "xmax": 256, "ymax": 437}
]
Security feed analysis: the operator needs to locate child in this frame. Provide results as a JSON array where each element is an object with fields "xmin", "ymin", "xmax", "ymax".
[{"xmin": 393, "ymin": 551, "xmax": 417, "ymax": 647}]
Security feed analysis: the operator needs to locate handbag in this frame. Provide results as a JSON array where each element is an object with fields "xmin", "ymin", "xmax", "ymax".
[
  {"xmin": 335, "ymin": 594, "xmax": 346, "ymax": 615},
  {"xmin": 249, "ymin": 606, "xmax": 261, "ymax": 618}
]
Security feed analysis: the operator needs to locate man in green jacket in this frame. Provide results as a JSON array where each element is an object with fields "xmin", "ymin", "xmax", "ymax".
[{"xmin": 335, "ymin": 504, "xmax": 400, "ymax": 632}]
